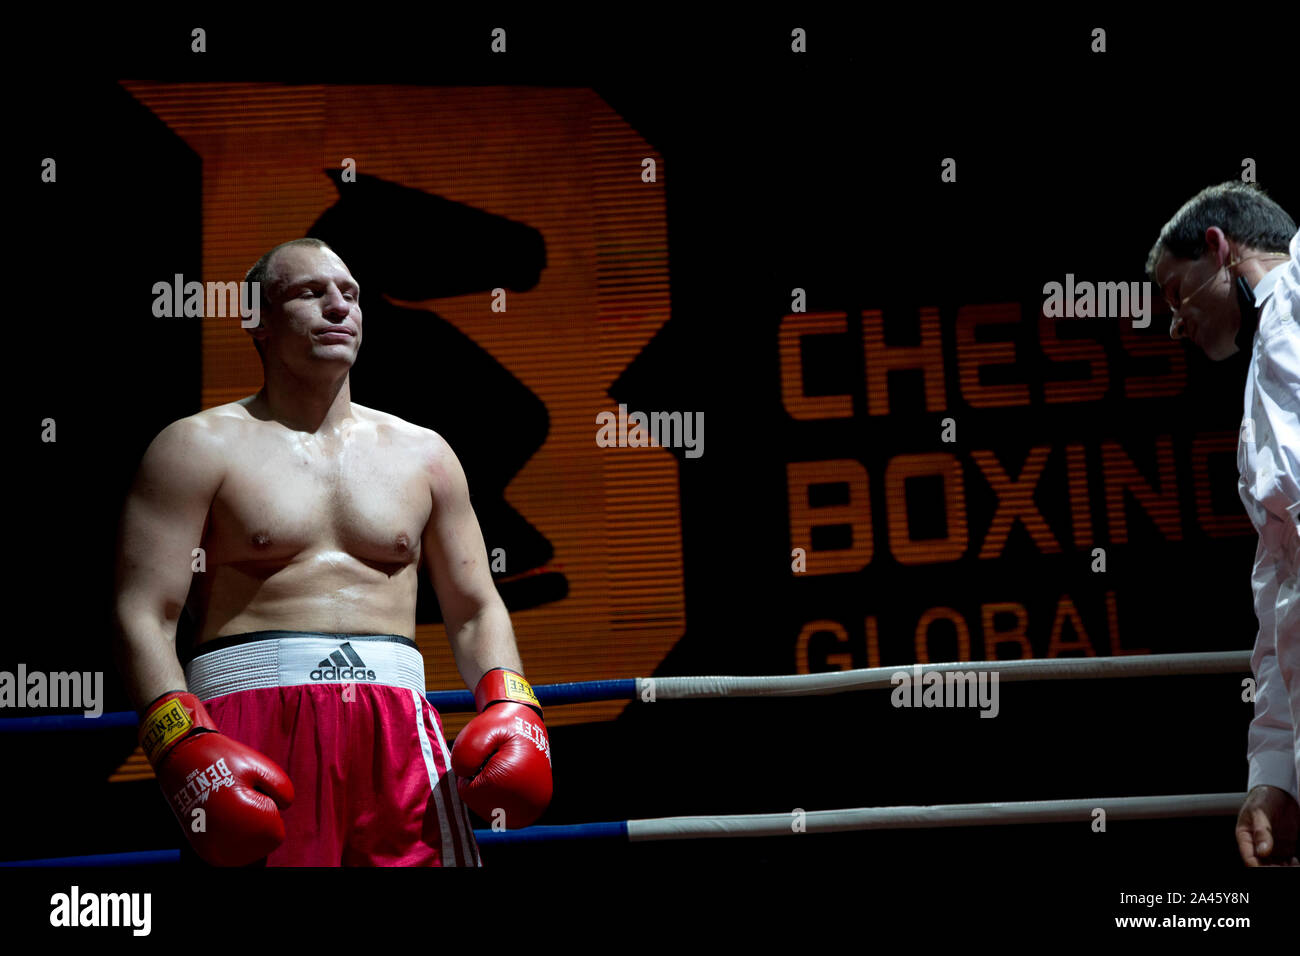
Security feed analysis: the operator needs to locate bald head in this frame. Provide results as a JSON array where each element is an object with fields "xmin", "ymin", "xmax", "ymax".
[{"xmin": 242, "ymin": 239, "xmax": 362, "ymax": 369}]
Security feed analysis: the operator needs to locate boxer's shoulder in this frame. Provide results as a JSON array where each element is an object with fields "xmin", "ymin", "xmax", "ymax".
[
  {"xmin": 178, "ymin": 400, "xmax": 256, "ymax": 430},
  {"xmin": 145, "ymin": 406, "xmax": 232, "ymax": 457},
  {"xmin": 133, "ymin": 410, "xmax": 230, "ymax": 495},
  {"xmin": 348, "ymin": 403, "xmax": 452, "ymax": 457},
  {"xmin": 153, "ymin": 402, "xmax": 254, "ymax": 456},
  {"xmin": 348, "ymin": 406, "xmax": 467, "ymax": 492}
]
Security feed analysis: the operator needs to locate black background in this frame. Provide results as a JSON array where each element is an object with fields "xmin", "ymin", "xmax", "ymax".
[{"xmin": 7, "ymin": 10, "xmax": 1298, "ymax": 942}]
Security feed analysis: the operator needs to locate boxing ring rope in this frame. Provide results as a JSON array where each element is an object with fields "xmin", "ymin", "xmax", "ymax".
[
  {"xmin": 0, "ymin": 793, "xmax": 1249, "ymax": 865},
  {"xmin": 0, "ymin": 651, "xmax": 1254, "ymax": 865},
  {"xmin": 0, "ymin": 650, "xmax": 1252, "ymax": 733},
  {"xmin": 476, "ymin": 793, "xmax": 1248, "ymax": 843}
]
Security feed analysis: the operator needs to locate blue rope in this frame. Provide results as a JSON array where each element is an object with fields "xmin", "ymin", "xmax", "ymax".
[
  {"xmin": 2, "ymin": 679, "xmax": 641, "ymax": 733},
  {"xmin": 473, "ymin": 822, "xmax": 628, "ymax": 844},
  {"xmin": 0, "ymin": 712, "xmax": 138, "ymax": 733},
  {"xmin": 0, "ymin": 849, "xmax": 182, "ymax": 867},
  {"xmin": 0, "ymin": 822, "xmax": 632, "ymax": 865}
]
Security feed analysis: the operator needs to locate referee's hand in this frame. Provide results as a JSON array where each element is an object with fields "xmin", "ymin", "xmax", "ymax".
[{"xmin": 1235, "ymin": 784, "xmax": 1299, "ymax": 866}]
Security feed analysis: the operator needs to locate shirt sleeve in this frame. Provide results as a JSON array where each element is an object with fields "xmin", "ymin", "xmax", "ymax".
[
  {"xmin": 1246, "ymin": 539, "xmax": 1299, "ymax": 801},
  {"xmin": 1251, "ymin": 277, "xmax": 1300, "ymax": 547},
  {"xmin": 1245, "ymin": 243, "xmax": 1300, "ymax": 800}
]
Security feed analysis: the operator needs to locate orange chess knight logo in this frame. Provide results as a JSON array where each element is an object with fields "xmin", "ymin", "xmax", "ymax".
[{"xmin": 119, "ymin": 83, "xmax": 688, "ymax": 728}]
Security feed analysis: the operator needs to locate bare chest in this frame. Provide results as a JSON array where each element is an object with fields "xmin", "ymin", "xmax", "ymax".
[{"xmin": 207, "ymin": 427, "xmax": 430, "ymax": 566}]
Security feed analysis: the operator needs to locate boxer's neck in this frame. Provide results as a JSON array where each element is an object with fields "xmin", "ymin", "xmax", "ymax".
[{"xmin": 255, "ymin": 368, "xmax": 353, "ymax": 435}]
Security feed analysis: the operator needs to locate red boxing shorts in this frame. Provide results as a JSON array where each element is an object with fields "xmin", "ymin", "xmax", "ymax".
[{"xmin": 182, "ymin": 630, "xmax": 482, "ymax": 866}]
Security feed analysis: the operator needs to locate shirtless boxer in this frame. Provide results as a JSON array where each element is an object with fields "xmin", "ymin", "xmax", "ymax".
[{"xmin": 112, "ymin": 237, "xmax": 551, "ymax": 866}]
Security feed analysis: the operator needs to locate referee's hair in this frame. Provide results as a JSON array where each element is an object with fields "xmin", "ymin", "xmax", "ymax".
[{"xmin": 1146, "ymin": 182, "xmax": 1295, "ymax": 282}]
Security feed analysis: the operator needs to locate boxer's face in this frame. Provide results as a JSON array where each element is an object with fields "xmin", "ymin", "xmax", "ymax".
[
  {"xmin": 256, "ymin": 245, "xmax": 362, "ymax": 371},
  {"xmin": 1154, "ymin": 247, "xmax": 1239, "ymax": 361}
]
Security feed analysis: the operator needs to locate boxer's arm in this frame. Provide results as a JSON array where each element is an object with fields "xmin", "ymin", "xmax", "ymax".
[
  {"xmin": 420, "ymin": 430, "xmax": 523, "ymax": 691},
  {"xmin": 113, "ymin": 417, "xmax": 225, "ymax": 710}
]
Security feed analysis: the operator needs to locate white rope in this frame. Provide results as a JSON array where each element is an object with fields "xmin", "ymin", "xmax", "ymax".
[
  {"xmin": 637, "ymin": 651, "xmax": 1250, "ymax": 700},
  {"xmin": 626, "ymin": 792, "xmax": 1246, "ymax": 840}
]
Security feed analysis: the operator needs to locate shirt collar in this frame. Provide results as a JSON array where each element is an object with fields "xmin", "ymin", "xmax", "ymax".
[{"xmin": 1250, "ymin": 261, "xmax": 1287, "ymax": 306}]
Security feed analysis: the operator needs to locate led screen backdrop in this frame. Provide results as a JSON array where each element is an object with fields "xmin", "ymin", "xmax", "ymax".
[
  {"xmin": 115, "ymin": 82, "xmax": 680, "ymax": 749},
  {"xmin": 106, "ymin": 80, "xmax": 1269, "ymax": 794},
  {"xmin": 779, "ymin": 307, "xmax": 1253, "ymax": 673},
  {"xmin": 12, "ymin": 23, "xmax": 1298, "ymax": 902}
]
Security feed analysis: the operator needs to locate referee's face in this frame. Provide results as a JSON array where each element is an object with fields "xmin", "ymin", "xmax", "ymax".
[{"xmin": 1154, "ymin": 248, "xmax": 1240, "ymax": 361}]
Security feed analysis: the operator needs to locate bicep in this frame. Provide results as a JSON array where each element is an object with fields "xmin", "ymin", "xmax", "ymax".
[
  {"xmin": 420, "ymin": 434, "xmax": 500, "ymax": 630},
  {"xmin": 115, "ymin": 419, "xmax": 223, "ymax": 627}
]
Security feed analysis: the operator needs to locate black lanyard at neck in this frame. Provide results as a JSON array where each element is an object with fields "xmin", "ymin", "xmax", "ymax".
[{"xmin": 1235, "ymin": 275, "xmax": 1260, "ymax": 353}]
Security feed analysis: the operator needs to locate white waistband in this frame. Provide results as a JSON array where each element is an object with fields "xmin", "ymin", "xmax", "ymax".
[{"xmin": 184, "ymin": 634, "xmax": 427, "ymax": 701}]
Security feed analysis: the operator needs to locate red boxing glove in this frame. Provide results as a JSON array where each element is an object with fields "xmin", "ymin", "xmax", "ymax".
[
  {"xmin": 451, "ymin": 668, "xmax": 552, "ymax": 828},
  {"xmin": 138, "ymin": 690, "xmax": 294, "ymax": 867}
]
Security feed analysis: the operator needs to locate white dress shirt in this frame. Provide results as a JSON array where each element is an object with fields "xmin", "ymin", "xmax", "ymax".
[{"xmin": 1240, "ymin": 227, "xmax": 1300, "ymax": 801}]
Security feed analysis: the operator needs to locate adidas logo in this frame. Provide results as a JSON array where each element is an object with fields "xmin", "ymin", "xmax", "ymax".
[{"xmin": 309, "ymin": 642, "xmax": 378, "ymax": 682}]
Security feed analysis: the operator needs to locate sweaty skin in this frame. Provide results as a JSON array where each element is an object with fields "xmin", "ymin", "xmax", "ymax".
[
  {"xmin": 115, "ymin": 243, "xmax": 520, "ymax": 711},
  {"xmin": 189, "ymin": 400, "xmax": 440, "ymax": 641}
]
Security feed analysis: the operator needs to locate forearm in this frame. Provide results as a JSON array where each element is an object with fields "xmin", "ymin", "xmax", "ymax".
[
  {"xmin": 1245, "ymin": 546, "xmax": 1298, "ymax": 800},
  {"xmin": 448, "ymin": 600, "xmax": 524, "ymax": 692},
  {"xmin": 113, "ymin": 612, "xmax": 188, "ymax": 711}
]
